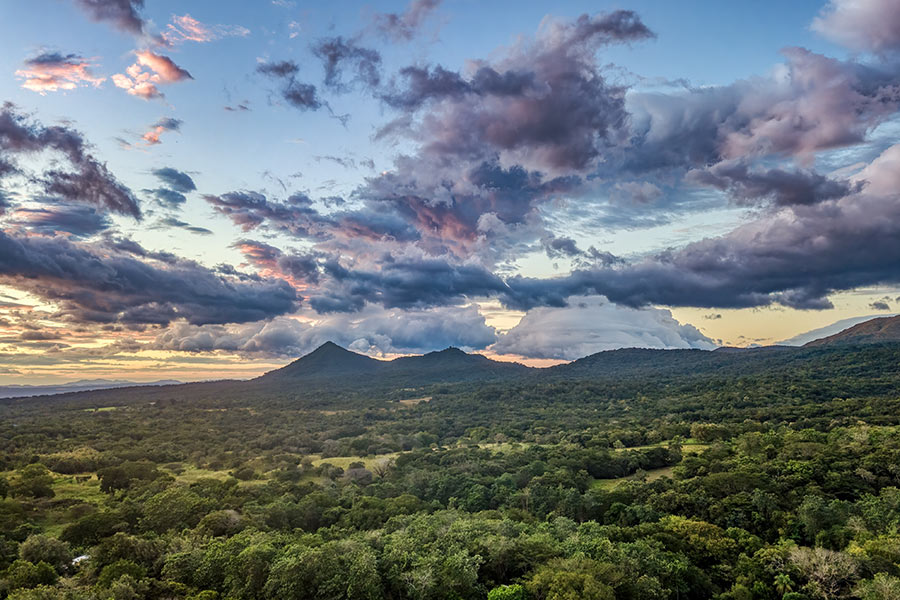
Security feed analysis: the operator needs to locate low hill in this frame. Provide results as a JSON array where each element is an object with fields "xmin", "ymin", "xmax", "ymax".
[{"xmin": 804, "ymin": 315, "xmax": 900, "ymax": 347}]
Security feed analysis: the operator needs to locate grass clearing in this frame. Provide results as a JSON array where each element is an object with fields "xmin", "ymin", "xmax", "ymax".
[
  {"xmin": 592, "ymin": 466, "xmax": 676, "ymax": 490},
  {"xmin": 308, "ymin": 454, "xmax": 398, "ymax": 470}
]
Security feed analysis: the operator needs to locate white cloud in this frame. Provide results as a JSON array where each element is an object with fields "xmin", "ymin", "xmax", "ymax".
[
  {"xmin": 491, "ymin": 296, "xmax": 716, "ymax": 360},
  {"xmin": 152, "ymin": 304, "xmax": 496, "ymax": 357}
]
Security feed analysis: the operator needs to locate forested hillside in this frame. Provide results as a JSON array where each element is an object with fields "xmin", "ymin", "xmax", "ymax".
[{"xmin": 1, "ymin": 342, "xmax": 900, "ymax": 599}]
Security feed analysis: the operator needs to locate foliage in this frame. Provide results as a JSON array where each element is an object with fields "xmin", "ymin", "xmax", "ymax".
[{"xmin": 0, "ymin": 343, "xmax": 899, "ymax": 597}]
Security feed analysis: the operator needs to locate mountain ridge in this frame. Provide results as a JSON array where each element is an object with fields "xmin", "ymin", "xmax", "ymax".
[
  {"xmin": 7, "ymin": 315, "xmax": 900, "ymax": 404},
  {"xmin": 804, "ymin": 315, "xmax": 900, "ymax": 347}
]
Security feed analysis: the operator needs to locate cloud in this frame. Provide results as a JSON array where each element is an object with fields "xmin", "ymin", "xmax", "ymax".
[
  {"xmin": 502, "ymin": 144, "xmax": 900, "ymax": 312},
  {"xmin": 378, "ymin": 11, "xmax": 655, "ymax": 173},
  {"xmin": 8, "ymin": 203, "xmax": 110, "ymax": 237},
  {"xmin": 256, "ymin": 60, "xmax": 323, "ymax": 111},
  {"xmin": 493, "ymin": 296, "xmax": 715, "ymax": 360},
  {"xmin": 374, "ymin": 0, "xmax": 443, "ymax": 42},
  {"xmin": 0, "ymin": 103, "xmax": 141, "ymax": 217},
  {"xmin": 623, "ymin": 48, "xmax": 900, "ymax": 173},
  {"xmin": 163, "ymin": 13, "xmax": 250, "ymax": 45},
  {"xmin": 152, "ymin": 304, "xmax": 495, "ymax": 357},
  {"xmin": 0, "ymin": 231, "xmax": 297, "ymax": 326},
  {"xmin": 234, "ymin": 239, "xmax": 321, "ymax": 286},
  {"xmin": 870, "ymin": 300, "xmax": 891, "ymax": 310},
  {"xmin": 312, "ymin": 37, "xmax": 382, "ymax": 92},
  {"xmin": 145, "ymin": 188, "xmax": 187, "ymax": 208},
  {"xmin": 144, "ymin": 166, "xmax": 193, "ymax": 207},
  {"xmin": 224, "ymin": 102, "xmax": 250, "ymax": 112},
  {"xmin": 113, "ymin": 51, "xmax": 193, "ymax": 100},
  {"xmin": 15, "ymin": 52, "xmax": 105, "ymax": 94},
  {"xmin": 203, "ymin": 190, "xmax": 420, "ymax": 243},
  {"xmin": 151, "ymin": 167, "xmax": 195, "ymax": 193},
  {"xmin": 309, "ymin": 254, "xmax": 509, "ymax": 313},
  {"xmin": 686, "ymin": 160, "xmax": 859, "ymax": 207},
  {"xmin": 541, "ymin": 235, "xmax": 581, "ymax": 259},
  {"xmin": 812, "ymin": 0, "xmax": 900, "ymax": 54},
  {"xmin": 71, "ymin": 0, "xmax": 147, "ymax": 36},
  {"xmin": 154, "ymin": 216, "xmax": 212, "ymax": 235},
  {"xmin": 141, "ymin": 117, "xmax": 182, "ymax": 145}
]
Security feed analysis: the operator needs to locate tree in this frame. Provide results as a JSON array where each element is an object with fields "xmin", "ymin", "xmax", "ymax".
[
  {"xmin": 10, "ymin": 465, "xmax": 54, "ymax": 499},
  {"xmin": 488, "ymin": 584, "xmax": 528, "ymax": 600},
  {"xmin": 855, "ymin": 574, "xmax": 900, "ymax": 600},
  {"xmin": 140, "ymin": 487, "xmax": 209, "ymax": 533},
  {"xmin": 97, "ymin": 559, "xmax": 146, "ymax": 588},
  {"xmin": 527, "ymin": 558, "xmax": 620, "ymax": 600},
  {"xmin": 790, "ymin": 547, "xmax": 857, "ymax": 600},
  {"xmin": 775, "ymin": 573, "xmax": 794, "ymax": 596},
  {"xmin": 3, "ymin": 560, "xmax": 57, "ymax": 590},
  {"xmin": 265, "ymin": 540, "xmax": 382, "ymax": 600},
  {"xmin": 18, "ymin": 535, "xmax": 72, "ymax": 575}
]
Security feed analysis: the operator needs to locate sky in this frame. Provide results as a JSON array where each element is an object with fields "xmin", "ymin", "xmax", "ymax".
[{"xmin": 1, "ymin": 0, "xmax": 900, "ymax": 383}]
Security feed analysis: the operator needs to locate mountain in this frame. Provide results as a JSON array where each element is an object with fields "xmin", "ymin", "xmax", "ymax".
[
  {"xmin": 0, "ymin": 379, "xmax": 181, "ymax": 399},
  {"xmin": 804, "ymin": 315, "xmax": 900, "ymax": 347},
  {"xmin": 255, "ymin": 343, "xmax": 531, "ymax": 389},
  {"xmin": 259, "ymin": 341, "xmax": 385, "ymax": 381},
  {"xmin": 545, "ymin": 345, "xmax": 800, "ymax": 380}
]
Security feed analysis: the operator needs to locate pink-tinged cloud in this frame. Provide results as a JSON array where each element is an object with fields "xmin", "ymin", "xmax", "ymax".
[
  {"xmin": 112, "ymin": 72, "xmax": 162, "ymax": 99},
  {"xmin": 134, "ymin": 50, "xmax": 193, "ymax": 82},
  {"xmin": 164, "ymin": 14, "xmax": 250, "ymax": 44},
  {"xmin": 140, "ymin": 117, "xmax": 181, "ymax": 146},
  {"xmin": 15, "ymin": 52, "xmax": 105, "ymax": 94},
  {"xmin": 112, "ymin": 51, "xmax": 192, "ymax": 100},
  {"xmin": 812, "ymin": 0, "xmax": 900, "ymax": 54}
]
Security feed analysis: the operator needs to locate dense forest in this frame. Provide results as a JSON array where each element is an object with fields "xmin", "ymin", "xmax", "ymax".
[{"xmin": 1, "ymin": 342, "xmax": 900, "ymax": 599}]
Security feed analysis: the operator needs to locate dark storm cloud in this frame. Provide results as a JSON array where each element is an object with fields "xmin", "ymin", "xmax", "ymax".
[
  {"xmin": 204, "ymin": 191, "xmax": 324, "ymax": 236},
  {"xmin": 0, "ymin": 230, "xmax": 297, "ymax": 326},
  {"xmin": 0, "ymin": 104, "xmax": 141, "ymax": 217},
  {"xmin": 151, "ymin": 167, "xmax": 196, "ymax": 193},
  {"xmin": 374, "ymin": 0, "xmax": 443, "ymax": 42},
  {"xmin": 378, "ymin": 11, "xmax": 654, "ymax": 173},
  {"xmin": 234, "ymin": 239, "xmax": 321, "ymax": 285},
  {"xmin": 72, "ymin": 0, "xmax": 147, "ymax": 35},
  {"xmin": 310, "ymin": 256, "xmax": 508, "ymax": 313},
  {"xmin": 256, "ymin": 60, "xmax": 323, "ymax": 111},
  {"xmin": 9, "ymin": 203, "xmax": 110, "ymax": 237},
  {"xmin": 501, "ymin": 145, "xmax": 900, "ymax": 311},
  {"xmin": 312, "ymin": 37, "xmax": 382, "ymax": 92},
  {"xmin": 145, "ymin": 188, "xmax": 187, "ymax": 208},
  {"xmin": 686, "ymin": 161, "xmax": 860, "ymax": 207},
  {"xmin": 359, "ymin": 158, "xmax": 579, "ymax": 245},
  {"xmin": 378, "ymin": 65, "xmax": 470, "ymax": 110},
  {"xmin": 541, "ymin": 236, "xmax": 581, "ymax": 258},
  {"xmin": 204, "ymin": 190, "xmax": 420, "ymax": 243}
]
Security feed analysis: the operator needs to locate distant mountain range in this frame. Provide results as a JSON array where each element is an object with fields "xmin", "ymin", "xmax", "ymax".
[
  {"xmin": 0, "ymin": 379, "xmax": 181, "ymax": 400},
  {"xmin": 5, "ymin": 315, "xmax": 900, "ymax": 404},
  {"xmin": 257, "ymin": 341, "xmax": 532, "ymax": 388}
]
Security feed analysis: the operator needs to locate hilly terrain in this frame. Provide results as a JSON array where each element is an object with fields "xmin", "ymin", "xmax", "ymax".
[
  {"xmin": 255, "ymin": 342, "xmax": 532, "ymax": 390},
  {"xmin": 3, "ymin": 314, "xmax": 900, "ymax": 414},
  {"xmin": 2, "ymin": 318, "xmax": 900, "ymax": 599},
  {"xmin": 804, "ymin": 314, "xmax": 900, "ymax": 347}
]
